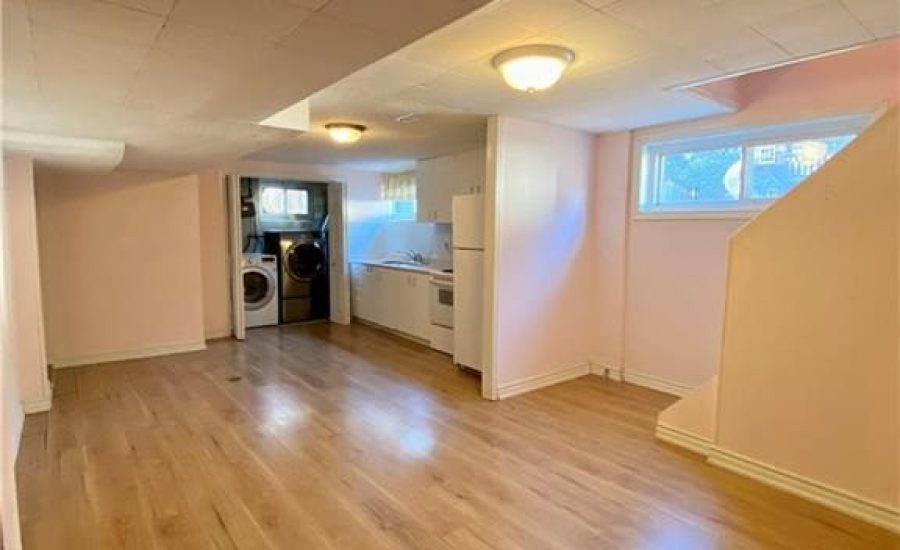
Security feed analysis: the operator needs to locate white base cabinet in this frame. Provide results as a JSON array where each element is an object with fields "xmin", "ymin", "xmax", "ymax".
[{"xmin": 351, "ymin": 264, "xmax": 431, "ymax": 342}]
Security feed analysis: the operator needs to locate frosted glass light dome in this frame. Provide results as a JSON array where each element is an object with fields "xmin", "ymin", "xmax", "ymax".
[
  {"xmin": 325, "ymin": 123, "xmax": 366, "ymax": 144},
  {"xmin": 492, "ymin": 45, "xmax": 574, "ymax": 93}
]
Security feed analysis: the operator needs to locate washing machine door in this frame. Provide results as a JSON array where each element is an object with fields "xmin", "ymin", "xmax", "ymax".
[
  {"xmin": 243, "ymin": 267, "xmax": 275, "ymax": 311},
  {"xmin": 284, "ymin": 240, "xmax": 326, "ymax": 282}
]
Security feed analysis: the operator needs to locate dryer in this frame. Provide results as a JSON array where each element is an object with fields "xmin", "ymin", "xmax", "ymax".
[
  {"xmin": 264, "ymin": 231, "xmax": 330, "ymax": 323},
  {"xmin": 242, "ymin": 253, "xmax": 279, "ymax": 328}
]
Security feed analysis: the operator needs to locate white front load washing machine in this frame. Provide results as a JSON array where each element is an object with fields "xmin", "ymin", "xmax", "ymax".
[{"xmin": 243, "ymin": 253, "xmax": 279, "ymax": 328}]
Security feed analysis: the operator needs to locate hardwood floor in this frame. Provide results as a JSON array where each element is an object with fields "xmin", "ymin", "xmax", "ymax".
[{"xmin": 16, "ymin": 323, "xmax": 899, "ymax": 549}]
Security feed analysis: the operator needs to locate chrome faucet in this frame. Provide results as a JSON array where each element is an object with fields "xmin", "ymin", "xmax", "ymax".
[{"xmin": 405, "ymin": 250, "xmax": 425, "ymax": 264}]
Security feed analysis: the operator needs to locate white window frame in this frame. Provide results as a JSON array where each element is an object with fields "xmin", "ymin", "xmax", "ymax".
[
  {"xmin": 634, "ymin": 114, "xmax": 871, "ymax": 220},
  {"xmin": 259, "ymin": 183, "xmax": 310, "ymax": 221}
]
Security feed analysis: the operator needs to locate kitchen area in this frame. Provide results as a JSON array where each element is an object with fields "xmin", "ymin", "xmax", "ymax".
[{"xmin": 350, "ymin": 148, "xmax": 485, "ymax": 373}]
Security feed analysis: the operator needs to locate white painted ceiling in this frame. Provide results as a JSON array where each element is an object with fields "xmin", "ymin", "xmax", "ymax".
[
  {"xmin": 248, "ymin": 0, "xmax": 899, "ymax": 171},
  {"xmin": 1, "ymin": 0, "xmax": 490, "ymax": 171},
  {"xmin": 3, "ymin": 0, "xmax": 897, "ymax": 173}
]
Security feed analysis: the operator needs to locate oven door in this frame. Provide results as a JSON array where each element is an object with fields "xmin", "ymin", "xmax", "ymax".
[{"xmin": 429, "ymin": 278, "xmax": 454, "ymax": 328}]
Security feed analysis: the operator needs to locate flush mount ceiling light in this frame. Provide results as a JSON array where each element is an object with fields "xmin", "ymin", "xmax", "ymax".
[
  {"xmin": 492, "ymin": 44, "xmax": 575, "ymax": 93},
  {"xmin": 325, "ymin": 123, "xmax": 367, "ymax": 144}
]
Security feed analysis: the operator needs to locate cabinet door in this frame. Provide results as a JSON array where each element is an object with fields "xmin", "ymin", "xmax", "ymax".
[
  {"xmin": 379, "ymin": 269, "xmax": 407, "ymax": 332},
  {"xmin": 408, "ymin": 273, "xmax": 432, "ymax": 341},
  {"xmin": 416, "ymin": 158, "xmax": 441, "ymax": 223},
  {"xmin": 350, "ymin": 264, "xmax": 364, "ymax": 319},
  {"xmin": 352, "ymin": 265, "xmax": 378, "ymax": 323},
  {"xmin": 452, "ymin": 149, "xmax": 486, "ymax": 197}
]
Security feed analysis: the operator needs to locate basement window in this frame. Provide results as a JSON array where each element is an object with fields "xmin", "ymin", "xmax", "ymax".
[
  {"xmin": 260, "ymin": 186, "xmax": 309, "ymax": 217},
  {"xmin": 636, "ymin": 115, "xmax": 869, "ymax": 217},
  {"xmin": 381, "ymin": 171, "xmax": 417, "ymax": 222}
]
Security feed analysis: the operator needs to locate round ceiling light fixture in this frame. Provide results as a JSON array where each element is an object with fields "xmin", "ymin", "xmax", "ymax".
[
  {"xmin": 492, "ymin": 44, "xmax": 575, "ymax": 93},
  {"xmin": 325, "ymin": 122, "xmax": 367, "ymax": 144}
]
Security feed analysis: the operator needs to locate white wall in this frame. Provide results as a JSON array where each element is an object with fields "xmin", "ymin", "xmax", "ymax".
[
  {"xmin": 1, "ymin": 157, "xmax": 25, "ymax": 550},
  {"xmin": 487, "ymin": 116, "xmax": 596, "ymax": 393}
]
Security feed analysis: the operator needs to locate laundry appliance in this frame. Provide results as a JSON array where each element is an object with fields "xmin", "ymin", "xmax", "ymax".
[
  {"xmin": 242, "ymin": 253, "xmax": 279, "ymax": 328},
  {"xmin": 264, "ymin": 231, "xmax": 330, "ymax": 323}
]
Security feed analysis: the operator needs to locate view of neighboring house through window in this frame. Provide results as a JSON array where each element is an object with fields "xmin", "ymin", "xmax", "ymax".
[
  {"xmin": 637, "ymin": 115, "xmax": 867, "ymax": 215},
  {"xmin": 381, "ymin": 171, "xmax": 417, "ymax": 221}
]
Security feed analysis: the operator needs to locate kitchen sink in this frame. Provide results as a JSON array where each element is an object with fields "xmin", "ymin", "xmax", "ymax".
[{"xmin": 382, "ymin": 260, "xmax": 425, "ymax": 266}]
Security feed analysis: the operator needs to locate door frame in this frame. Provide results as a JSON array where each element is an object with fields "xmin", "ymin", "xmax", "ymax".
[
  {"xmin": 226, "ymin": 173, "xmax": 246, "ymax": 340},
  {"xmin": 225, "ymin": 173, "xmax": 351, "ymax": 340}
]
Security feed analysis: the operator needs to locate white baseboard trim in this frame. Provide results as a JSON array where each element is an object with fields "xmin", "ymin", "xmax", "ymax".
[
  {"xmin": 497, "ymin": 362, "xmax": 591, "ymax": 399},
  {"xmin": 205, "ymin": 329, "xmax": 233, "ymax": 341},
  {"xmin": 21, "ymin": 396, "xmax": 52, "ymax": 414},
  {"xmin": 51, "ymin": 340, "xmax": 207, "ymax": 368},
  {"xmin": 620, "ymin": 370, "xmax": 693, "ymax": 397},
  {"xmin": 589, "ymin": 363, "xmax": 623, "ymax": 381},
  {"xmin": 655, "ymin": 422, "xmax": 713, "ymax": 456},
  {"xmin": 708, "ymin": 447, "xmax": 899, "ymax": 533}
]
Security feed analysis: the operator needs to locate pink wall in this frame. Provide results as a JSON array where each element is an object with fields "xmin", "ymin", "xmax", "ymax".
[
  {"xmin": 35, "ymin": 170, "xmax": 206, "ymax": 366},
  {"xmin": 591, "ymin": 132, "xmax": 630, "ymax": 372},
  {"xmin": 489, "ymin": 116, "xmax": 596, "ymax": 390},
  {"xmin": 3, "ymin": 156, "xmax": 51, "ymax": 410},
  {"xmin": 197, "ymin": 170, "xmax": 232, "ymax": 340},
  {"xmin": 718, "ymin": 108, "xmax": 899, "ymax": 510},
  {"xmin": 0, "ymin": 157, "xmax": 24, "ymax": 550},
  {"xmin": 594, "ymin": 40, "xmax": 900, "ymax": 391}
]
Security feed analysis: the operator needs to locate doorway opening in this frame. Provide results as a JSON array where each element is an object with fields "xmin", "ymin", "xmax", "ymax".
[{"xmin": 226, "ymin": 174, "xmax": 350, "ymax": 340}]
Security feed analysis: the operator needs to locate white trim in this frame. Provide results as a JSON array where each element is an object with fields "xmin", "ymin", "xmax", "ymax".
[
  {"xmin": 620, "ymin": 370, "xmax": 693, "ymax": 397},
  {"xmin": 497, "ymin": 362, "xmax": 590, "ymax": 400},
  {"xmin": 51, "ymin": 340, "xmax": 207, "ymax": 368},
  {"xmin": 21, "ymin": 397, "xmax": 52, "ymax": 414},
  {"xmin": 655, "ymin": 422, "xmax": 713, "ymax": 456},
  {"xmin": 205, "ymin": 329, "xmax": 233, "ymax": 340},
  {"xmin": 708, "ymin": 447, "xmax": 900, "ymax": 534},
  {"xmin": 631, "ymin": 113, "xmax": 871, "ymax": 219},
  {"xmin": 589, "ymin": 363, "xmax": 623, "ymax": 382}
]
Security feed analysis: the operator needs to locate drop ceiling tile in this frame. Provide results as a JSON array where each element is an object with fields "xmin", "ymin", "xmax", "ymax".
[
  {"xmin": 601, "ymin": 0, "xmax": 722, "ymax": 33},
  {"xmin": 394, "ymin": 8, "xmax": 538, "ymax": 69},
  {"xmin": 152, "ymin": 20, "xmax": 268, "ymax": 67},
  {"xmin": 168, "ymin": 0, "xmax": 313, "ymax": 42},
  {"xmin": 317, "ymin": 57, "xmax": 447, "ymax": 104},
  {"xmin": 124, "ymin": 47, "xmax": 238, "ymax": 115},
  {"xmin": 31, "ymin": 25, "xmax": 149, "ymax": 104},
  {"xmin": 476, "ymin": 0, "xmax": 595, "ymax": 33},
  {"xmin": 30, "ymin": 1, "xmax": 165, "ymax": 46},
  {"xmin": 320, "ymin": 0, "xmax": 480, "ymax": 37},
  {"xmin": 840, "ymin": 0, "xmax": 900, "ymax": 38},
  {"xmin": 713, "ymin": 0, "xmax": 825, "ymax": 25},
  {"xmin": 32, "ymin": 24, "xmax": 150, "ymax": 69},
  {"xmin": 535, "ymin": 11, "xmax": 660, "ymax": 70},
  {"xmin": 678, "ymin": 27, "xmax": 791, "ymax": 72},
  {"xmin": 2, "ymin": 1, "xmax": 38, "ymax": 100},
  {"xmin": 198, "ymin": 14, "xmax": 394, "ymax": 122},
  {"xmin": 105, "ymin": 0, "xmax": 176, "ymax": 16},
  {"xmin": 754, "ymin": 1, "xmax": 874, "ymax": 56}
]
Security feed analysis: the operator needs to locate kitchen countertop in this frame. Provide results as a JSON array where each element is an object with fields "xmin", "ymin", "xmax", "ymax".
[{"xmin": 352, "ymin": 259, "xmax": 454, "ymax": 280}]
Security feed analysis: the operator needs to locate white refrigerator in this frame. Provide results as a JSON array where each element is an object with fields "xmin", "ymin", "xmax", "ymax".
[{"xmin": 452, "ymin": 194, "xmax": 484, "ymax": 372}]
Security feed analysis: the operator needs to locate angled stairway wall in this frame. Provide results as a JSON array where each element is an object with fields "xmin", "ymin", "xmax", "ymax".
[{"xmin": 657, "ymin": 107, "xmax": 899, "ymax": 532}]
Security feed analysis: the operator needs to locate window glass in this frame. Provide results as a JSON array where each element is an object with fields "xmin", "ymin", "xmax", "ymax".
[
  {"xmin": 389, "ymin": 199, "xmax": 417, "ymax": 222},
  {"xmin": 285, "ymin": 189, "xmax": 309, "ymax": 215},
  {"xmin": 260, "ymin": 187, "xmax": 285, "ymax": 215},
  {"xmin": 745, "ymin": 135, "xmax": 855, "ymax": 199},
  {"xmin": 638, "ymin": 116, "xmax": 865, "ymax": 215},
  {"xmin": 658, "ymin": 147, "xmax": 742, "ymax": 204}
]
